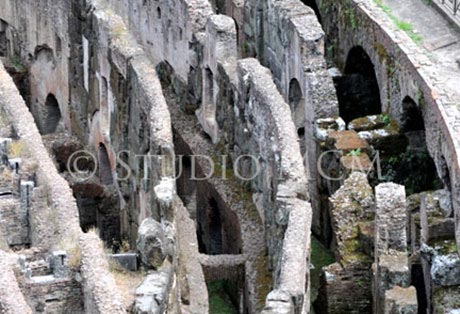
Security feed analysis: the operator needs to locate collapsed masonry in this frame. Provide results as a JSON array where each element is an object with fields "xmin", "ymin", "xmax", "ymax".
[{"xmin": 0, "ymin": 0, "xmax": 459, "ymax": 313}]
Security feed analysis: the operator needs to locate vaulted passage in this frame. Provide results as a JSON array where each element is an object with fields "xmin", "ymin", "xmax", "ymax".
[
  {"xmin": 335, "ymin": 46, "xmax": 382, "ymax": 124},
  {"xmin": 379, "ymin": 96, "xmax": 443, "ymax": 195},
  {"xmin": 41, "ymin": 94, "xmax": 61, "ymax": 135}
]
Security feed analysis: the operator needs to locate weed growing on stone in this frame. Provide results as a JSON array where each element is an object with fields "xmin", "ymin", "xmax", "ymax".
[{"xmin": 374, "ymin": 0, "xmax": 424, "ymax": 45}]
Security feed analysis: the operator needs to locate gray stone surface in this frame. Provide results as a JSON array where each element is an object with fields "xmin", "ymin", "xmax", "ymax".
[
  {"xmin": 107, "ymin": 253, "xmax": 139, "ymax": 272},
  {"xmin": 134, "ymin": 264, "xmax": 173, "ymax": 314},
  {"xmin": 384, "ymin": 286, "xmax": 418, "ymax": 314},
  {"xmin": 136, "ymin": 218, "xmax": 166, "ymax": 269}
]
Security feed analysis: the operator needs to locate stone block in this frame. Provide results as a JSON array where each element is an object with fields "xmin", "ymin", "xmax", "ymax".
[
  {"xmin": 49, "ymin": 250, "xmax": 68, "ymax": 278},
  {"xmin": 431, "ymin": 253, "xmax": 460, "ymax": 286},
  {"xmin": 420, "ymin": 191, "xmax": 455, "ymax": 243},
  {"xmin": 107, "ymin": 253, "xmax": 139, "ymax": 272},
  {"xmin": 375, "ymin": 183, "xmax": 407, "ymax": 255},
  {"xmin": 315, "ymin": 117, "xmax": 346, "ymax": 141},
  {"xmin": 384, "ymin": 286, "xmax": 418, "ymax": 314},
  {"xmin": 328, "ymin": 130, "xmax": 370, "ymax": 155},
  {"xmin": 136, "ymin": 218, "xmax": 166, "ymax": 269},
  {"xmin": 261, "ymin": 290, "xmax": 292, "ymax": 314},
  {"xmin": 348, "ymin": 115, "xmax": 388, "ymax": 132},
  {"xmin": 134, "ymin": 263, "xmax": 173, "ymax": 314}
]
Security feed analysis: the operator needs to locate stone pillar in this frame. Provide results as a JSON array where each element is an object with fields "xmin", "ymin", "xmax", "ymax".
[
  {"xmin": 374, "ymin": 183, "xmax": 411, "ymax": 314},
  {"xmin": 19, "ymin": 180, "xmax": 34, "ymax": 243},
  {"xmin": 197, "ymin": 14, "xmax": 237, "ymax": 144},
  {"xmin": 375, "ymin": 183, "xmax": 407, "ymax": 255},
  {"xmin": 50, "ymin": 250, "xmax": 68, "ymax": 278}
]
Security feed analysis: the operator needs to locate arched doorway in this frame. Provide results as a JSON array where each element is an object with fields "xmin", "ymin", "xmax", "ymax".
[
  {"xmin": 289, "ymin": 78, "xmax": 303, "ymax": 126},
  {"xmin": 98, "ymin": 143, "xmax": 113, "ymax": 185},
  {"xmin": 336, "ymin": 46, "xmax": 382, "ymax": 124},
  {"xmin": 401, "ymin": 96, "xmax": 424, "ymax": 132},
  {"xmin": 41, "ymin": 94, "xmax": 61, "ymax": 135}
]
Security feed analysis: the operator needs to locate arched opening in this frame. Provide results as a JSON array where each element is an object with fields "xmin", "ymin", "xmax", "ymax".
[
  {"xmin": 41, "ymin": 94, "xmax": 61, "ymax": 135},
  {"xmin": 379, "ymin": 96, "xmax": 443, "ymax": 195},
  {"xmin": 402, "ymin": 96, "xmax": 424, "ymax": 132},
  {"xmin": 157, "ymin": 7, "xmax": 161, "ymax": 19},
  {"xmin": 289, "ymin": 78, "xmax": 303, "ymax": 127},
  {"xmin": 98, "ymin": 143, "xmax": 113, "ymax": 185},
  {"xmin": 301, "ymin": 0, "xmax": 322, "ymax": 23},
  {"xmin": 208, "ymin": 198, "xmax": 223, "ymax": 255},
  {"xmin": 289, "ymin": 78, "xmax": 306, "ymax": 152},
  {"xmin": 336, "ymin": 46, "xmax": 382, "ymax": 124},
  {"xmin": 0, "ymin": 19, "xmax": 9, "ymax": 57}
]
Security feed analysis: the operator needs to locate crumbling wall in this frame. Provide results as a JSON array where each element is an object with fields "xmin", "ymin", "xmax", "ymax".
[
  {"xmin": 105, "ymin": 0, "xmax": 214, "ymax": 109},
  {"xmin": 83, "ymin": 0, "xmax": 176, "ymax": 244},
  {"xmin": 240, "ymin": 0, "xmax": 339, "ymax": 236},
  {"xmin": 234, "ymin": 58, "xmax": 312, "ymax": 313},
  {"xmin": 0, "ymin": 251, "xmax": 33, "ymax": 314},
  {"xmin": 315, "ymin": 0, "xmax": 460, "ymax": 251},
  {"xmin": 0, "ymin": 61, "xmax": 81, "ymax": 247},
  {"xmin": 0, "ymin": 52, "xmax": 124, "ymax": 314},
  {"xmin": 79, "ymin": 232, "xmax": 125, "ymax": 314},
  {"xmin": 0, "ymin": 0, "xmax": 73, "ymax": 133}
]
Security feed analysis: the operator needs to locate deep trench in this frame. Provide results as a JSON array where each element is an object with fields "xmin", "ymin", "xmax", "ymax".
[{"xmin": 158, "ymin": 66, "xmax": 243, "ymax": 313}]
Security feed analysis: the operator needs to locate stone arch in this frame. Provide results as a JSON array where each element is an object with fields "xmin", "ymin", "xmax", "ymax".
[
  {"xmin": 98, "ymin": 143, "xmax": 113, "ymax": 185},
  {"xmin": 336, "ymin": 46, "xmax": 382, "ymax": 123},
  {"xmin": 41, "ymin": 94, "xmax": 61, "ymax": 135},
  {"xmin": 34, "ymin": 45, "xmax": 54, "ymax": 63},
  {"xmin": 196, "ymin": 184, "xmax": 242, "ymax": 256}
]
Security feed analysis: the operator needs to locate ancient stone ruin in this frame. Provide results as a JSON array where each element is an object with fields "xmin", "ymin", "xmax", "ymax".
[{"xmin": 0, "ymin": 0, "xmax": 459, "ymax": 313}]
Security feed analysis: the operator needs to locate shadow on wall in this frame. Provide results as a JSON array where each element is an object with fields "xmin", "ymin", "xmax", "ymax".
[
  {"xmin": 41, "ymin": 94, "xmax": 61, "ymax": 135},
  {"xmin": 98, "ymin": 143, "xmax": 113, "ymax": 185},
  {"xmin": 335, "ymin": 46, "xmax": 382, "ymax": 124}
]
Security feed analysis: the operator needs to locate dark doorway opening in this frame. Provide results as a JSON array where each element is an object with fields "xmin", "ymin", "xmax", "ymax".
[
  {"xmin": 41, "ymin": 94, "xmax": 61, "ymax": 135},
  {"xmin": 402, "ymin": 96, "xmax": 424, "ymax": 132},
  {"xmin": 335, "ymin": 46, "xmax": 382, "ymax": 124}
]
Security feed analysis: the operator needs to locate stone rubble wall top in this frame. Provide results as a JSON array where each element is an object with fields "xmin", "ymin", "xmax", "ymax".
[{"xmin": 0, "ymin": 251, "xmax": 33, "ymax": 314}]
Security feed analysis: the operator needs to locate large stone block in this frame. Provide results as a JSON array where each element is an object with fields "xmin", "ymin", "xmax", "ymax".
[
  {"xmin": 384, "ymin": 286, "xmax": 417, "ymax": 314},
  {"xmin": 375, "ymin": 183, "xmax": 407, "ymax": 255},
  {"xmin": 134, "ymin": 263, "xmax": 173, "ymax": 314},
  {"xmin": 136, "ymin": 218, "xmax": 166, "ymax": 269}
]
